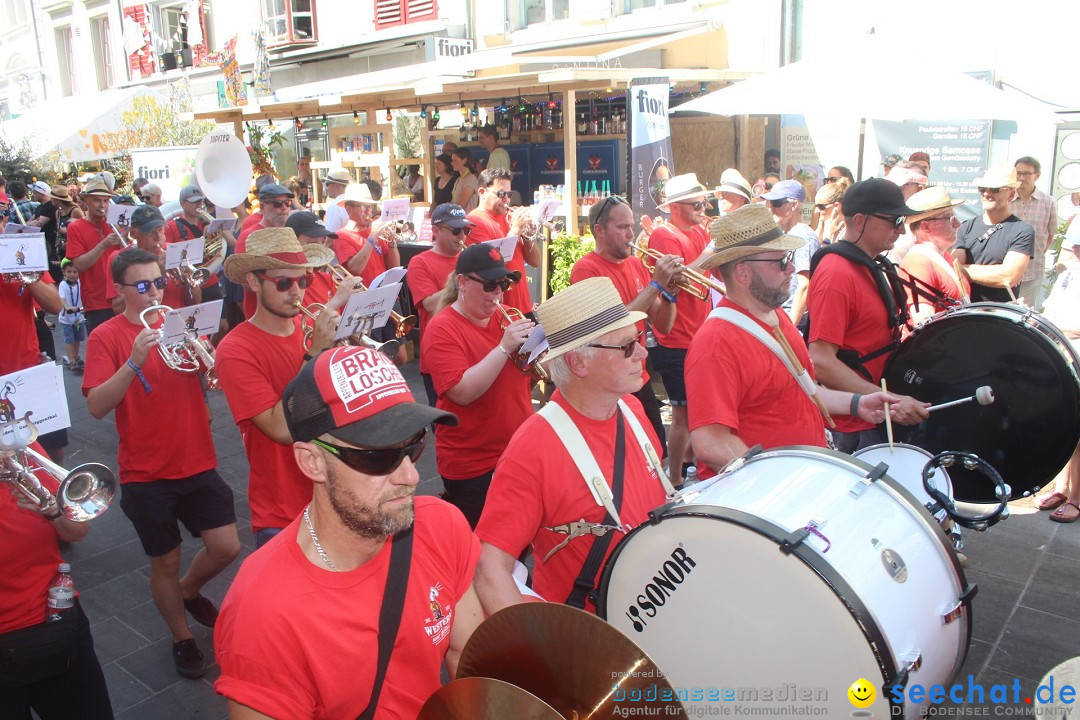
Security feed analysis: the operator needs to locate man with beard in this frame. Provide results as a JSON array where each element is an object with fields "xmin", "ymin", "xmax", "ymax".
[
  {"xmin": 687, "ymin": 205, "xmax": 899, "ymax": 474},
  {"xmin": 238, "ymin": 183, "xmax": 296, "ymax": 318},
  {"xmin": 65, "ymin": 177, "xmax": 125, "ymax": 333},
  {"xmin": 214, "ymin": 346, "xmax": 482, "ymax": 720}
]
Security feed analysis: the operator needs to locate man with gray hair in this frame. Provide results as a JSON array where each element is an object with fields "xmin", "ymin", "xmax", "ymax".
[{"xmin": 1011, "ymin": 156, "xmax": 1058, "ymax": 306}]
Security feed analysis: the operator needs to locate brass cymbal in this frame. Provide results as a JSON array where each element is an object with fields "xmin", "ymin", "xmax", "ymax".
[
  {"xmin": 419, "ymin": 677, "xmax": 563, "ymax": 720},
  {"xmin": 457, "ymin": 603, "xmax": 686, "ymax": 719}
]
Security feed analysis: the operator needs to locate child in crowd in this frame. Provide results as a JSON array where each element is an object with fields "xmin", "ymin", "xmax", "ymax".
[{"xmin": 57, "ymin": 258, "xmax": 85, "ymax": 371}]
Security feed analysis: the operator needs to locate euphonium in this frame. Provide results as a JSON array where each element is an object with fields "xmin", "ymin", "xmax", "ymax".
[
  {"xmin": 292, "ymin": 301, "xmax": 399, "ymax": 359},
  {"xmin": 325, "ymin": 264, "xmax": 417, "ymax": 339},
  {"xmin": 139, "ymin": 302, "xmax": 199, "ymax": 372},
  {"xmin": 494, "ymin": 301, "xmax": 549, "ymax": 381}
]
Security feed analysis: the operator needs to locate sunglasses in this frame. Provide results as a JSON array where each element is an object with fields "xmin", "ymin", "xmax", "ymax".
[
  {"xmin": 763, "ymin": 182, "xmax": 775, "ymax": 190},
  {"xmin": 467, "ymin": 275, "xmax": 514, "ymax": 293},
  {"xmin": 119, "ymin": 276, "xmax": 169, "ymax": 293},
  {"xmin": 444, "ymin": 226, "xmax": 471, "ymax": 237},
  {"xmin": 137, "ymin": 196, "xmax": 148, "ymax": 202},
  {"xmin": 593, "ymin": 195, "xmax": 627, "ymax": 226},
  {"xmin": 312, "ymin": 430, "xmax": 427, "ymax": 476},
  {"xmin": 815, "ymin": 203, "xmax": 833, "ymax": 211},
  {"xmin": 256, "ymin": 272, "xmax": 313, "ymax": 291},
  {"xmin": 587, "ymin": 331, "xmax": 643, "ymax": 359},
  {"xmin": 677, "ymin": 201, "xmax": 706, "ymax": 211},
  {"xmin": 768, "ymin": 198, "xmax": 792, "ymax": 209},
  {"xmin": 488, "ymin": 189, "xmax": 512, "ymax": 199},
  {"xmin": 825, "ymin": 177, "xmax": 843, "ymax": 183},
  {"xmin": 870, "ymin": 213, "xmax": 907, "ymax": 228},
  {"xmin": 978, "ymin": 187, "xmax": 1004, "ymax": 195},
  {"xmin": 925, "ymin": 214, "xmax": 958, "ymax": 225},
  {"xmin": 263, "ymin": 199, "xmax": 292, "ymax": 208},
  {"xmin": 743, "ymin": 250, "xmax": 796, "ymax": 272}
]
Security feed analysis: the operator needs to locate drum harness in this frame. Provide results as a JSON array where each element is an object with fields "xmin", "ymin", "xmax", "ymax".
[{"xmin": 537, "ymin": 399, "xmax": 675, "ymax": 608}]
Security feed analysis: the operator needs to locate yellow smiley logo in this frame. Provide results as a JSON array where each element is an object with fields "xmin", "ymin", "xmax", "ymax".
[{"xmin": 848, "ymin": 678, "xmax": 876, "ymax": 708}]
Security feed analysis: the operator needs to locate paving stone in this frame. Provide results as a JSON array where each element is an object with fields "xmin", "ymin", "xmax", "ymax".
[
  {"xmin": 959, "ymin": 569, "xmax": 1025, "ymax": 645},
  {"xmin": 90, "ymin": 614, "xmax": 153, "ymax": 665},
  {"xmin": 1021, "ymin": 549, "xmax": 1080, "ymax": 623},
  {"xmin": 987, "ymin": 607, "xmax": 1080, "ymax": 685},
  {"xmin": 80, "ymin": 572, "xmax": 155, "ymax": 622},
  {"xmin": 101, "ymin": 661, "xmax": 155, "ymax": 714}
]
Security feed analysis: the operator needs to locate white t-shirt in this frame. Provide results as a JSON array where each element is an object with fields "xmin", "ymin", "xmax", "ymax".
[{"xmin": 323, "ymin": 196, "xmax": 348, "ymax": 233}]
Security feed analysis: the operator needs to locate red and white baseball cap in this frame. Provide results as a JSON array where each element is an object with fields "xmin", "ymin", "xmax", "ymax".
[{"xmin": 283, "ymin": 347, "xmax": 457, "ymax": 448}]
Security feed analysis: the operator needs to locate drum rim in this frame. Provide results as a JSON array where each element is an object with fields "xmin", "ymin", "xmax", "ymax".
[{"xmin": 854, "ymin": 442, "xmax": 955, "ymax": 500}]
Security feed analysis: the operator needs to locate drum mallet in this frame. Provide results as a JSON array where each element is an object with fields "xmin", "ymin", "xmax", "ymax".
[{"xmin": 928, "ymin": 386, "xmax": 995, "ymax": 413}]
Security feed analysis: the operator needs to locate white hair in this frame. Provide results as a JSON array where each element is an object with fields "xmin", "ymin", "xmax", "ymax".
[{"xmin": 543, "ymin": 345, "xmax": 601, "ymax": 387}]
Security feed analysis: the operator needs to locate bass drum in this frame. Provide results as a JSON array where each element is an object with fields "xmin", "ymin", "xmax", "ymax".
[
  {"xmin": 597, "ymin": 447, "xmax": 973, "ymax": 719},
  {"xmin": 884, "ymin": 303, "xmax": 1080, "ymax": 502}
]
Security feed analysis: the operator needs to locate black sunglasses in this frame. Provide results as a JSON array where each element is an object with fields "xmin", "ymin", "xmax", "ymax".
[
  {"xmin": 447, "ymin": 226, "xmax": 471, "ymax": 237},
  {"xmin": 592, "ymin": 195, "xmax": 627, "ymax": 226},
  {"xmin": 489, "ymin": 190, "xmax": 512, "ymax": 199},
  {"xmin": 743, "ymin": 250, "xmax": 797, "ymax": 272},
  {"xmin": 256, "ymin": 272, "xmax": 313, "ymax": 291},
  {"xmin": 977, "ymin": 187, "xmax": 1003, "ymax": 195},
  {"xmin": 313, "ymin": 430, "xmax": 427, "ymax": 476},
  {"xmin": 815, "ymin": 203, "xmax": 832, "ymax": 211},
  {"xmin": 768, "ymin": 198, "xmax": 791, "ymax": 209},
  {"xmin": 119, "ymin": 276, "xmax": 169, "ymax": 293},
  {"xmin": 587, "ymin": 331, "xmax": 642, "ymax": 359},
  {"xmin": 263, "ymin": 198, "xmax": 292, "ymax": 208},
  {"xmin": 467, "ymin": 275, "xmax": 514, "ymax": 293},
  {"xmin": 825, "ymin": 177, "xmax": 842, "ymax": 183},
  {"xmin": 677, "ymin": 201, "xmax": 706, "ymax": 211},
  {"xmin": 870, "ymin": 213, "xmax": 907, "ymax": 228}
]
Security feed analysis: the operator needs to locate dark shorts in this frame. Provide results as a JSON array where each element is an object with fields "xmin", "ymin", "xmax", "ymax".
[
  {"xmin": 648, "ymin": 344, "xmax": 689, "ymax": 406},
  {"xmin": 60, "ymin": 322, "xmax": 86, "ymax": 344},
  {"xmin": 119, "ymin": 469, "xmax": 236, "ymax": 557}
]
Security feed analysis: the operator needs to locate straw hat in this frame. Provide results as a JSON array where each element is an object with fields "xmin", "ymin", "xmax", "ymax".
[
  {"xmin": 49, "ymin": 185, "xmax": 74, "ymax": 204},
  {"xmin": 973, "ymin": 164, "xmax": 1019, "ymax": 189},
  {"xmin": 715, "ymin": 169, "xmax": 752, "ymax": 203},
  {"xmin": 81, "ymin": 177, "xmax": 115, "ymax": 197},
  {"xmin": 700, "ymin": 204, "xmax": 806, "ymax": 270},
  {"xmin": 658, "ymin": 173, "xmax": 711, "ymax": 209},
  {"xmin": 535, "ymin": 277, "xmax": 646, "ymax": 363},
  {"xmin": 223, "ymin": 227, "xmax": 335, "ymax": 283},
  {"xmin": 906, "ymin": 186, "xmax": 965, "ymax": 224}
]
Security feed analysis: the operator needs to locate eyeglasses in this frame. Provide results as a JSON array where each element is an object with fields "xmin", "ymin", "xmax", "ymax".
[
  {"xmin": 925, "ymin": 214, "xmax": 958, "ymax": 225},
  {"xmin": 467, "ymin": 275, "xmax": 514, "ymax": 293},
  {"xmin": 825, "ymin": 177, "xmax": 842, "ymax": 183},
  {"xmin": 677, "ymin": 201, "xmax": 706, "ymax": 211},
  {"xmin": 587, "ymin": 331, "xmax": 642, "ymax": 359},
  {"xmin": 488, "ymin": 189, "xmax": 512, "ymax": 199},
  {"xmin": 815, "ymin": 203, "xmax": 833, "ymax": 211},
  {"xmin": 312, "ymin": 430, "xmax": 427, "ymax": 476},
  {"xmin": 1014, "ymin": 171, "xmax": 1036, "ymax": 178},
  {"xmin": 443, "ymin": 226, "xmax": 471, "ymax": 237},
  {"xmin": 255, "ymin": 272, "xmax": 313, "ymax": 291},
  {"xmin": 263, "ymin": 199, "xmax": 292, "ymax": 208},
  {"xmin": 743, "ymin": 250, "xmax": 796, "ymax": 272},
  {"xmin": 118, "ymin": 277, "xmax": 169, "ymax": 294},
  {"xmin": 768, "ymin": 198, "xmax": 792, "ymax": 209},
  {"xmin": 592, "ymin": 195, "xmax": 627, "ymax": 226},
  {"xmin": 870, "ymin": 213, "xmax": 907, "ymax": 228},
  {"xmin": 978, "ymin": 187, "xmax": 1004, "ymax": 195}
]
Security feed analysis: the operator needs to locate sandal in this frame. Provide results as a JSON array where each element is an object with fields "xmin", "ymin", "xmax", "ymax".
[
  {"xmin": 1050, "ymin": 501, "xmax": 1080, "ymax": 524},
  {"xmin": 1036, "ymin": 492, "xmax": 1068, "ymax": 511}
]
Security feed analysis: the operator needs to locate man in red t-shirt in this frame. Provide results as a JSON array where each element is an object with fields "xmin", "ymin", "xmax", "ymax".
[
  {"xmin": 104, "ymin": 205, "xmax": 196, "ymax": 315},
  {"xmin": 333, "ymin": 182, "xmax": 400, "ymax": 287},
  {"xmin": 214, "ymin": 346, "xmax": 482, "ymax": 720},
  {"xmin": 163, "ymin": 185, "xmax": 229, "ymax": 307},
  {"xmin": 237, "ymin": 183, "xmax": 295, "ymax": 318},
  {"xmin": 645, "ymin": 173, "xmax": 716, "ymax": 482},
  {"xmin": 216, "ymin": 228, "xmax": 353, "ymax": 549},
  {"xmin": 688, "ymin": 205, "xmax": 898, "ymax": 475},
  {"xmin": 285, "ymin": 211, "xmax": 338, "ymax": 308},
  {"xmin": 571, "ymin": 194, "xmax": 681, "ymax": 454},
  {"xmin": 465, "ymin": 168, "xmax": 538, "ymax": 313},
  {"xmin": 64, "ymin": 177, "xmax": 124, "ymax": 334},
  {"xmin": 900, "ymin": 187, "xmax": 970, "ymax": 324},
  {"xmin": 407, "ymin": 202, "xmax": 470, "ymax": 404},
  {"xmin": 83, "ymin": 248, "xmax": 240, "ymax": 680},
  {"xmin": 475, "ymin": 277, "xmax": 671, "ymax": 613},
  {"xmin": 807, "ymin": 179, "xmax": 929, "ymax": 453}
]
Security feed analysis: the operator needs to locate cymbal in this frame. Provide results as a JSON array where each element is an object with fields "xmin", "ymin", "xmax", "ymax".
[
  {"xmin": 419, "ymin": 677, "xmax": 563, "ymax": 720},
  {"xmin": 457, "ymin": 602, "xmax": 686, "ymax": 719}
]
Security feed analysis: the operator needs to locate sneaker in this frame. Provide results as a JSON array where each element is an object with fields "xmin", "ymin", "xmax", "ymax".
[
  {"xmin": 183, "ymin": 593, "xmax": 219, "ymax": 627},
  {"xmin": 172, "ymin": 638, "xmax": 207, "ymax": 679}
]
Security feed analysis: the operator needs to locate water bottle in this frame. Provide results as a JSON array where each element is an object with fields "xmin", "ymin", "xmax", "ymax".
[
  {"xmin": 46, "ymin": 563, "xmax": 75, "ymax": 622},
  {"xmin": 684, "ymin": 466, "xmax": 699, "ymax": 488}
]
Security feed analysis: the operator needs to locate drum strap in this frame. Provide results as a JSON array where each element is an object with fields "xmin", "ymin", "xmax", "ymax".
[{"xmin": 573, "ymin": 407, "xmax": 624, "ymax": 610}]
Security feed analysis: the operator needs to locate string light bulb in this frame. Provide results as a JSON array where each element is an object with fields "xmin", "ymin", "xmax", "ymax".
[
  {"xmin": 471, "ymin": 101, "xmax": 479, "ymax": 117},
  {"xmin": 320, "ymin": 114, "xmax": 328, "ymax": 128},
  {"xmin": 293, "ymin": 117, "xmax": 302, "ymax": 131},
  {"xmin": 432, "ymin": 107, "xmax": 440, "ymax": 121},
  {"xmin": 518, "ymin": 97, "xmax": 526, "ymax": 112},
  {"xmin": 499, "ymin": 98, "xmax": 508, "ymax": 112},
  {"xmin": 385, "ymin": 108, "xmax": 392, "ymax": 122},
  {"xmin": 547, "ymin": 94, "xmax": 557, "ymax": 110},
  {"xmin": 353, "ymin": 110, "xmax": 360, "ymax": 125},
  {"xmin": 419, "ymin": 105, "xmax": 427, "ymax": 119},
  {"xmin": 267, "ymin": 117, "xmax": 275, "ymax": 131}
]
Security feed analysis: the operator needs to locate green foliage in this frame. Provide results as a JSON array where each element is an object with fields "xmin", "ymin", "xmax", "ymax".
[
  {"xmin": 548, "ymin": 231, "xmax": 594, "ymax": 295},
  {"xmin": 246, "ymin": 122, "xmax": 285, "ymax": 178},
  {"xmin": 394, "ymin": 113, "xmax": 422, "ymax": 161},
  {"xmin": 0, "ymin": 136, "xmax": 59, "ymax": 183},
  {"xmin": 100, "ymin": 96, "xmax": 216, "ymax": 153}
]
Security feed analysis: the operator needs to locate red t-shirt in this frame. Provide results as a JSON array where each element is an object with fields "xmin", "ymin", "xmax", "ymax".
[
  {"xmin": 103, "ymin": 248, "xmax": 187, "ymax": 309},
  {"xmin": 303, "ymin": 269, "xmax": 336, "ymax": 308},
  {"xmin": 420, "ymin": 305, "xmax": 533, "ymax": 479},
  {"xmin": 808, "ymin": 252, "xmax": 895, "ymax": 432},
  {"xmin": 240, "ymin": 212, "xmax": 262, "ymax": 233},
  {"xmin": 82, "ymin": 313, "xmax": 216, "ymax": 483},
  {"xmin": 65, "ymin": 217, "xmax": 115, "ymax": 312},
  {"xmin": 335, "ymin": 228, "xmax": 390, "ymax": 288},
  {"xmin": 164, "ymin": 218, "xmax": 220, "ymax": 288},
  {"xmin": 214, "ymin": 497, "xmax": 480, "ymax": 720},
  {"xmin": 0, "ymin": 448, "xmax": 64, "ymax": 633},
  {"xmin": 476, "ymin": 392, "xmax": 666, "ymax": 611},
  {"xmin": 0, "ymin": 276, "xmax": 55, "ymax": 375},
  {"xmin": 686, "ymin": 300, "xmax": 826, "ymax": 475},
  {"xmin": 466, "ymin": 209, "xmax": 531, "ymax": 313},
  {"xmin": 405, "ymin": 249, "xmax": 458, "ymax": 374},
  {"xmin": 899, "ymin": 244, "xmax": 970, "ymax": 313},
  {"xmin": 646, "ymin": 223, "xmax": 710, "ymax": 348},
  {"xmin": 215, "ymin": 320, "xmax": 310, "ymax": 531}
]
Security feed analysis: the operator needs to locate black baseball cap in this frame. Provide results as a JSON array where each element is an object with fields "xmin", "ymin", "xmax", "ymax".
[
  {"xmin": 286, "ymin": 211, "xmax": 337, "ymax": 239},
  {"xmin": 455, "ymin": 243, "xmax": 521, "ymax": 283},
  {"xmin": 430, "ymin": 203, "xmax": 472, "ymax": 228},
  {"xmin": 130, "ymin": 205, "xmax": 166, "ymax": 233},
  {"xmin": 841, "ymin": 178, "xmax": 917, "ymax": 218}
]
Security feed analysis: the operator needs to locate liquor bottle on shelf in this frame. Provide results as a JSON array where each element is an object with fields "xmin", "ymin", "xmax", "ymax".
[
  {"xmin": 589, "ymin": 110, "xmax": 599, "ymax": 136},
  {"xmin": 577, "ymin": 113, "xmax": 588, "ymax": 135},
  {"xmin": 598, "ymin": 108, "xmax": 607, "ymax": 135}
]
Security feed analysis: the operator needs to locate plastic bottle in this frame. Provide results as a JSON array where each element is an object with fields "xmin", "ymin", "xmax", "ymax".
[
  {"xmin": 684, "ymin": 466, "xmax": 699, "ymax": 487},
  {"xmin": 46, "ymin": 563, "xmax": 75, "ymax": 622}
]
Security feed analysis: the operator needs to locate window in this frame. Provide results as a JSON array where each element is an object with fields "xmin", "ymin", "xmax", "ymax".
[
  {"xmin": 263, "ymin": 0, "xmax": 317, "ymax": 47},
  {"xmin": 506, "ymin": 0, "xmax": 568, "ymax": 30},
  {"xmin": 3, "ymin": 0, "xmax": 26, "ymax": 26},
  {"xmin": 55, "ymin": 26, "xmax": 77, "ymax": 96},
  {"xmin": 91, "ymin": 17, "xmax": 114, "ymax": 90},
  {"xmin": 373, "ymin": 0, "xmax": 438, "ymax": 30},
  {"xmin": 158, "ymin": 1, "xmax": 211, "ymax": 69}
]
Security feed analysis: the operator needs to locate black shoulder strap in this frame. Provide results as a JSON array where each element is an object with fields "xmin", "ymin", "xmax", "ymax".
[
  {"xmin": 566, "ymin": 407, "xmax": 625, "ymax": 610},
  {"xmin": 356, "ymin": 527, "xmax": 414, "ymax": 720}
]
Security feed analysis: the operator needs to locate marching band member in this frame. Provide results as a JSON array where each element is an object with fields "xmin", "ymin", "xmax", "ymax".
[
  {"xmin": 163, "ymin": 185, "xmax": 228, "ymax": 306},
  {"xmin": 334, "ymin": 183, "xmax": 399, "ymax": 288},
  {"xmin": 237, "ymin": 183, "xmax": 296, "ymax": 319},
  {"xmin": 900, "ymin": 187, "xmax": 971, "ymax": 324},
  {"xmin": 420, "ymin": 244, "xmax": 534, "ymax": 527},
  {"xmin": 406, "ymin": 203, "xmax": 470, "ymax": 404},
  {"xmin": 64, "ymin": 177, "xmax": 124, "ymax": 334},
  {"xmin": 475, "ymin": 277, "xmax": 671, "ymax": 613},
  {"xmin": 215, "ymin": 229, "xmax": 355, "ymax": 549},
  {"xmin": 285, "ymin": 211, "xmax": 338, "ymax": 308},
  {"xmin": 465, "ymin": 168, "xmax": 538, "ymax": 314},
  {"xmin": 83, "ymin": 248, "xmax": 240, "ymax": 679},
  {"xmin": 570, "ymin": 194, "xmax": 680, "ymax": 454},
  {"xmin": 214, "ymin": 346, "xmax": 481, "ymax": 720},
  {"xmin": 687, "ymin": 206, "xmax": 898, "ymax": 474},
  {"xmin": 104, "ymin": 205, "xmax": 196, "ymax": 314}
]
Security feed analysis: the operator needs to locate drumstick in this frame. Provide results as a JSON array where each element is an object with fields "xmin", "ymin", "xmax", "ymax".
[
  {"xmin": 771, "ymin": 327, "xmax": 835, "ymax": 429},
  {"xmin": 1004, "ymin": 282, "xmax": 1018, "ymax": 303},
  {"xmin": 881, "ymin": 378, "xmax": 894, "ymax": 452},
  {"xmin": 951, "ymin": 258, "xmax": 971, "ymax": 304}
]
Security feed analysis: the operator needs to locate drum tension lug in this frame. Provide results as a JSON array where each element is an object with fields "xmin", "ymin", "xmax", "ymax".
[
  {"xmin": 959, "ymin": 583, "xmax": 978, "ymax": 605},
  {"xmin": 850, "ymin": 463, "xmax": 888, "ymax": 498},
  {"xmin": 779, "ymin": 520, "xmax": 830, "ymax": 555},
  {"xmin": 886, "ymin": 651, "xmax": 923, "ymax": 692}
]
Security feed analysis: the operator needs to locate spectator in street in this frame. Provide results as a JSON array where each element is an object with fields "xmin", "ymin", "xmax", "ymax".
[{"xmin": 1011, "ymin": 156, "xmax": 1058, "ymax": 306}]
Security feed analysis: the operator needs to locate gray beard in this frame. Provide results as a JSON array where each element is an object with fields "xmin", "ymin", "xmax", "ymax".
[
  {"xmin": 324, "ymin": 460, "xmax": 415, "ymax": 540},
  {"xmin": 749, "ymin": 268, "xmax": 790, "ymax": 309}
]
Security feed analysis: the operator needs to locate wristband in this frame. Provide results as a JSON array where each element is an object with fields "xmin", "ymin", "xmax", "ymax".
[
  {"xmin": 649, "ymin": 280, "xmax": 678, "ymax": 304},
  {"xmin": 127, "ymin": 358, "xmax": 152, "ymax": 394},
  {"xmin": 850, "ymin": 393, "xmax": 862, "ymax": 416},
  {"xmin": 44, "ymin": 508, "xmax": 62, "ymax": 521},
  {"xmin": 496, "ymin": 345, "xmax": 510, "ymax": 357}
]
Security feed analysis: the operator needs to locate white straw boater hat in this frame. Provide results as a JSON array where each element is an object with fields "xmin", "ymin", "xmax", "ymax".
[
  {"xmin": 972, "ymin": 164, "xmax": 1020, "ymax": 189},
  {"xmin": 700, "ymin": 204, "xmax": 806, "ymax": 270},
  {"xmin": 657, "ymin": 173, "xmax": 712, "ymax": 210},
  {"xmin": 223, "ymin": 227, "xmax": 335, "ymax": 283},
  {"xmin": 714, "ymin": 168, "xmax": 753, "ymax": 203},
  {"xmin": 906, "ymin": 186, "xmax": 965, "ymax": 224},
  {"xmin": 536, "ymin": 277, "xmax": 646, "ymax": 363}
]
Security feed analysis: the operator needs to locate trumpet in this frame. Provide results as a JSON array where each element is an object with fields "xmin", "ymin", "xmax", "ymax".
[
  {"xmin": 139, "ymin": 302, "xmax": 220, "ymax": 389},
  {"xmin": 292, "ymin": 301, "xmax": 399, "ymax": 359},
  {"xmin": 0, "ymin": 419, "xmax": 117, "ymax": 522},
  {"xmin": 629, "ymin": 241, "xmax": 725, "ymax": 301},
  {"xmin": 494, "ymin": 301, "xmax": 549, "ymax": 381},
  {"xmin": 325, "ymin": 264, "xmax": 417, "ymax": 339}
]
